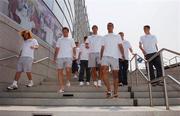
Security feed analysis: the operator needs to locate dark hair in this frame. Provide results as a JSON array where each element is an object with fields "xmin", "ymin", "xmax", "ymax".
[
  {"xmin": 62, "ymin": 27, "xmax": 69, "ymax": 32},
  {"xmin": 84, "ymin": 36, "xmax": 88, "ymax": 41},
  {"xmin": 119, "ymin": 32, "xmax": 124, "ymax": 35},
  {"xmin": 144, "ymin": 25, "xmax": 150, "ymax": 29},
  {"xmin": 107, "ymin": 22, "xmax": 114, "ymax": 27},
  {"xmin": 92, "ymin": 25, "xmax": 98, "ymax": 29},
  {"xmin": 75, "ymin": 41, "xmax": 79, "ymax": 45}
]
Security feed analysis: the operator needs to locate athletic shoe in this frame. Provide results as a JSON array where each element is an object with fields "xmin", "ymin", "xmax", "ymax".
[
  {"xmin": 7, "ymin": 84, "xmax": 18, "ymax": 90},
  {"xmin": 79, "ymin": 81, "xmax": 84, "ymax": 86}
]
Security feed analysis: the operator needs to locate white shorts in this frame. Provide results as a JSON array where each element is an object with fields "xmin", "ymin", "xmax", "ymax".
[
  {"xmin": 57, "ymin": 58, "xmax": 73, "ymax": 69},
  {"xmin": 16, "ymin": 57, "xmax": 33, "ymax": 72},
  {"xmin": 88, "ymin": 53, "xmax": 100, "ymax": 68},
  {"xmin": 101, "ymin": 56, "xmax": 119, "ymax": 70}
]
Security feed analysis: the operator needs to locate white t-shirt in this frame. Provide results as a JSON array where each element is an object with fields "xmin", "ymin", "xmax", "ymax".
[
  {"xmin": 102, "ymin": 33, "xmax": 123, "ymax": 59},
  {"xmin": 21, "ymin": 39, "xmax": 39, "ymax": 59},
  {"xmin": 75, "ymin": 47, "xmax": 80, "ymax": 59},
  {"xmin": 86, "ymin": 34, "xmax": 102, "ymax": 53},
  {"xmin": 79, "ymin": 43, "xmax": 89, "ymax": 60},
  {"xmin": 139, "ymin": 34, "xmax": 158, "ymax": 54},
  {"xmin": 122, "ymin": 40, "xmax": 132, "ymax": 60},
  {"xmin": 56, "ymin": 37, "xmax": 76, "ymax": 58}
]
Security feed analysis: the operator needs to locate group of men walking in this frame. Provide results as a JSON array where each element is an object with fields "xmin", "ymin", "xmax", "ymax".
[{"xmin": 7, "ymin": 22, "xmax": 163, "ymax": 98}]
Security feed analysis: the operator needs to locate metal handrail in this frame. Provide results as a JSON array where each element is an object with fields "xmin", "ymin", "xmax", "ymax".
[
  {"xmin": 167, "ymin": 75, "xmax": 180, "ymax": 86},
  {"xmin": 145, "ymin": 48, "xmax": 180, "ymax": 110},
  {"xmin": 129, "ymin": 48, "xmax": 180, "ymax": 110},
  {"xmin": 0, "ymin": 55, "xmax": 18, "ymax": 61},
  {"xmin": 33, "ymin": 57, "xmax": 50, "ymax": 64},
  {"xmin": 0, "ymin": 55, "xmax": 51, "ymax": 64},
  {"xmin": 169, "ymin": 56, "xmax": 180, "ymax": 65},
  {"xmin": 148, "ymin": 48, "xmax": 180, "ymax": 62}
]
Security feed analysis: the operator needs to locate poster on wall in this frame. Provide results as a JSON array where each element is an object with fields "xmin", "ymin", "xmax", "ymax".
[{"xmin": 1, "ymin": 0, "xmax": 62, "ymax": 47}]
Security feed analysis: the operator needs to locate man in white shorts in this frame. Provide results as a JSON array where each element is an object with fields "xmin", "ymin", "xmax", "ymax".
[
  {"xmin": 53, "ymin": 27, "xmax": 76, "ymax": 93},
  {"xmin": 86, "ymin": 25, "xmax": 103, "ymax": 87},
  {"xmin": 7, "ymin": 30, "xmax": 39, "ymax": 90},
  {"xmin": 100, "ymin": 23, "xmax": 125, "ymax": 98}
]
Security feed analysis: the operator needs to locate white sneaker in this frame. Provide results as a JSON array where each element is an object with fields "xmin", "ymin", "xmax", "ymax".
[
  {"xmin": 66, "ymin": 81, "xmax": 71, "ymax": 87},
  {"xmin": 79, "ymin": 82, "xmax": 84, "ymax": 86},
  {"xmin": 7, "ymin": 84, "xmax": 18, "ymax": 90},
  {"xmin": 86, "ymin": 82, "xmax": 90, "ymax": 86},
  {"xmin": 73, "ymin": 75, "xmax": 78, "ymax": 79},
  {"xmin": 93, "ymin": 81, "xmax": 98, "ymax": 87},
  {"xmin": 26, "ymin": 82, "xmax": 34, "ymax": 87},
  {"xmin": 58, "ymin": 89, "xmax": 64, "ymax": 93},
  {"xmin": 97, "ymin": 80, "xmax": 102, "ymax": 87}
]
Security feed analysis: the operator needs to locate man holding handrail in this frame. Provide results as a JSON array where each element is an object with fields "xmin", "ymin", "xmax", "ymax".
[
  {"xmin": 7, "ymin": 30, "xmax": 39, "ymax": 90},
  {"xmin": 139, "ymin": 25, "xmax": 163, "ymax": 86}
]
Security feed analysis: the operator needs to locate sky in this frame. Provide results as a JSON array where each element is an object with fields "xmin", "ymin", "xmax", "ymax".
[{"xmin": 86, "ymin": 0, "xmax": 180, "ymax": 58}]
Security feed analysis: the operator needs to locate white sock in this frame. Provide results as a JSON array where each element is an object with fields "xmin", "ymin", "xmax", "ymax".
[
  {"xmin": 29, "ymin": 80, "xmax": 33, "ymax": 83},
  {"xmin": 13, "ymin": 80, "xmax": 17, "ymax": 85}
]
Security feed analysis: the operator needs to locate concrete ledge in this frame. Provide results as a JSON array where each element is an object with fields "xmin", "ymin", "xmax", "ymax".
[{"xmin": 0, "ymin": 106, "xmax": 180, "ymax": 116}]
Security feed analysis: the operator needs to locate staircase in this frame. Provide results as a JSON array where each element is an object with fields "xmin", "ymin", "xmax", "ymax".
[{"xmin": 0, "ymin": 48, "xmax": 180, "ymax": 115}]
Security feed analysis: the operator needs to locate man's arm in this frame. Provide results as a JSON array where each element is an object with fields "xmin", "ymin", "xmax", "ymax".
[
  {"xmin": 118, "ymin": 44, "xmax": 125, "ymax": 60},
  {"xmin": 139, "ymin": 42, "xmax": 146, "ymax": 55},
  {"xmin": 73, "ymin": 47, "xmax": 76, "ymax": 59},
  {"xmin": 100, "ymin": 46, "xmax": 104, "ymax": 60},
  {"xmin": 129, "ymin": 48, "xmax": 134, "ymax": 55},
  {"xmin": 53, "ymin": 47, "xmax": 59, "ymax": 62},
  {"xmin": 155, "ymin": 44, "xmax": 158, "ymax": 51}
]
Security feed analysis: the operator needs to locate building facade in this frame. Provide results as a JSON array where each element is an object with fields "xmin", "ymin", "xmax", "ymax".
[{"xmin": 0, "ymin": 0, "xmax": 89, "ymax": 85}]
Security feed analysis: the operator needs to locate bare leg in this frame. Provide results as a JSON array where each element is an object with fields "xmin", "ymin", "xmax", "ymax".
[
  {"xmin": 26, "ymin": 72, "xmax": 32, "ymax": 80},
  {"xmin": 14, "ymin": 72, "xmax": 22, "ymax": 81},
  {"xmin": 57, "ymin": 69, "xmax": 64, "ymax": 89},
  {"xmin": 98, "ymin": 65, "xmax": 103, "ymax": 80},
  {"xmin": 66, "ymin": 67, "xmax": 71, "ymax": 81},
  {"xmin": 91, "ymin": 67, "xmax": 97, "ymax": 81},
  {"xmin": 112, "ymin": 70, "xmax": 119, "ymax": 95},
  {"xmin": 101, "ymin": 66, "xmax": 111, "ymax": 92}
]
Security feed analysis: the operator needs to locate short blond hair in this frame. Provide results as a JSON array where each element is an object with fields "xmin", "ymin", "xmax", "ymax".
[{"xmin": 19, "ymin": 30, "xmax": 33, "ymax": 39}]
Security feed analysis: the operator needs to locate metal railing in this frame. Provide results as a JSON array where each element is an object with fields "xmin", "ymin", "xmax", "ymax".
[
  {"xmin": 169, "ymin": 56, "xmax": 180, "ymax": 65},
  {"xmin": 0, "ymin": 55, "xmax": 52, "ymax": 64},
  {"xmin": 129, "ymin": 48, "xmax": 180, "ymax": 110}
]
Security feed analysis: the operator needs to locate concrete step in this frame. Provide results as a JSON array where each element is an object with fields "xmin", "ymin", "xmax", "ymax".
[
  {"xmin": 131, "ymin": 85, "xmax": 180, "ymax": 92},
  {"xmin": 0, "ymin": 106, "xmax": 180, "ymax": 116},
  {"xmin": 137, "ymin": 98, "xmax": 180, "ymax": 106},
  {"xmin": 0, "ymin": 98, "xmax": 134, "ymax": 106},
  {"xmin": 0, "ymin": 92, "xmax": 131, "ymax": 98},
  {"xmin": 3, "ymin": 85, "xmax": 129, "ymax": 92},
  {"xmin": 134, "ymin": 91, "xmax": 180, "ymax": 98}
]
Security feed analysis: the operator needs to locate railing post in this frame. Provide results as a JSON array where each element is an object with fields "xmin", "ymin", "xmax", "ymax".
[
  {"xmin": 135, "ymin": 55, "xmax": 138, "ymax": 85},
  {"xmin": 130, "ymin": 60, "xmax": 133, "ymax": 86},
  {"xmin": 160, "ymin": 52, "xmax": 170, "ymax": 110},
  {"xmin": 147, "ymin": 62, "xmax": 153, "ymax": 107}
]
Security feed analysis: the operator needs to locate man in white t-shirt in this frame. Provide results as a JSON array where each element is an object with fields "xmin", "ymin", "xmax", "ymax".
[
  {"xmin": 78, "ymin": 36, "xmax": 91, "ymax": 86},
  {"xmin": 118, "ymin": 32, "xmax": 134, "ymax": 86},
  {"xmin": 7, "ymin": 30, "xmax": 39, "ymax": 90},
  {"xmin": 139, "ymin": 25, "xmax": 162, "ymax": 85},
  {"xmin": 100, "ymin": 23, "xmax": 125, "ymax": 98},
  {"xmin": 72, "ymin": 42, "xmax": 80, "ymax": 79},
  {"xmin": 86, "ymin": 25, "xmax": 103, "ymax": 87},
  {"xmin": 53, "ymin": 27, "xmax": 76, "ymax": 93}
]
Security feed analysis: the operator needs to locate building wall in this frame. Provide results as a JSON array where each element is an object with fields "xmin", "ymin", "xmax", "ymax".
[
  {"xmin": 0, "ymin": 0, "xmax": 89, "ymax": 85},
  {"xmin": 0, "ymin": 13, "xmax": 56, "ymax": 85}
]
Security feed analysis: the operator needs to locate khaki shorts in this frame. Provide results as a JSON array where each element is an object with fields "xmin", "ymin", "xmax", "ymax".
[
  {"xmin": 88, "ymin": 53, "xmax": 100, "ymax": 68},
  {"xmin": 101, "ymin": 56, "xmax": 119, "ymax": 70},
  {"xmin": 16, "ymin": 57, "xmax": 33, "ymax": 72},
  {"xmin": 57, "ymin": 58, "xmax": 73, "ymax": 69}
]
